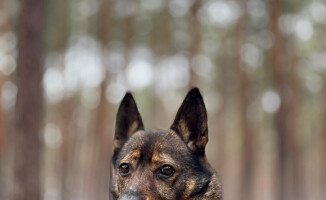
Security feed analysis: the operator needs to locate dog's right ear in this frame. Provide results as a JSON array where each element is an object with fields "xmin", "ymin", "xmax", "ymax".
[{"xmin": 114, "ymin": 92, "xmax": 144, "ymax": 151}]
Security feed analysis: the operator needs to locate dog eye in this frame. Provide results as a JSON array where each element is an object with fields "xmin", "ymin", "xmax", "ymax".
[
  {"xmin": 160, "ymin": 165, "xmax": 175, "ymax": 177},
  {"xmin": 119, "ymin": 163, "xmax": 131, "ymax": 176}
]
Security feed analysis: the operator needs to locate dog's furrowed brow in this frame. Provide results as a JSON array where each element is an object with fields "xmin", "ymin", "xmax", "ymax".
[
  {"xmin": 151, "ymin": 152, "xmax": 177, "ymax": 166},
  {"xmin": 120, "ymin": 149, "xmax": 141, "ymax": 164}
]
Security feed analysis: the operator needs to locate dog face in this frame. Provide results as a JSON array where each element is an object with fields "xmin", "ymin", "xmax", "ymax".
[{"xmin": 111, "ymin": 88, "xmax": 223, "ymax": 200}]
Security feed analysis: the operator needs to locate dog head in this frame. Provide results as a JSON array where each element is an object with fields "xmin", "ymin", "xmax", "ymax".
[{"xmin": 111, "ymin": 88, "xmax": 220, "ymax": 200}]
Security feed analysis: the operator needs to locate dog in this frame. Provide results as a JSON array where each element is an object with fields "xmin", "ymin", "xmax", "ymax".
[{"xmin": 110, "ymin": 88, "xmax": 223, "ymax": 200}]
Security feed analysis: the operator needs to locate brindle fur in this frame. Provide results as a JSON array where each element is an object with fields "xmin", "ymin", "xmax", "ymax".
[{"xmin": 111, "ymin": 88, "xmax": 223, "ymax": 200}]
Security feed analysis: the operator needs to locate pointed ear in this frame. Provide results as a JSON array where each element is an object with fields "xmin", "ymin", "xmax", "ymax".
[
  {"xmin": 170, "ymin": 88, "xmax": 208, "ymax": 155},
  {"xmin": 114, "ymin": 92, "xmax": 144, "ymax": 151}
]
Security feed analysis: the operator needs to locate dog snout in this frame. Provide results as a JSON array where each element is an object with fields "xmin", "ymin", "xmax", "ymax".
[
  {"xmin": 120, "ymin": 196, "xmax": 144, "ymax": 200},
  {"xmin": 120, "ymin": 194, "xmax": 145, "ymax": 200},
  {"xmin": 120, "ymin": 188, "xmax": 145, "ymax": 200}
]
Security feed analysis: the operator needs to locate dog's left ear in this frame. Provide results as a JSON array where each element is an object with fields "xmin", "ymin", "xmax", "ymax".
[
  {"xmin": 171, "ymin": 88, "xmax": 208, "ymax": 155},
  {"xmin": 114, "ymin": 92, "xmax": 144, "ymax": 151}
]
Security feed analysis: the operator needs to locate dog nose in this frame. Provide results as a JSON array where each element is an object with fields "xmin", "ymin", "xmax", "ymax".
[
  {"xmin": 120, "ymin": 195, "xmax": 143, "ymax": 200},
  {"xmin": 120, "ymin": 188, "xmax": 144, "ymax": 200}
]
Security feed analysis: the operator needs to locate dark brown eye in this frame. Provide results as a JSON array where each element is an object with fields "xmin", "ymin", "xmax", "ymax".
[
  {"xmin": 160, "ymin": 165, "xmax": 174, "ymax": 177},
  {"xmin": 119, "ymin": 163, "xmax": 130, "ymax": 176}
]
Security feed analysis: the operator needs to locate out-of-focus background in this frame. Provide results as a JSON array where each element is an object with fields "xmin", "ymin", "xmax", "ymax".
[{"xmin": 0, "ymin": 0, "xmax": 325, "ymax": 199}]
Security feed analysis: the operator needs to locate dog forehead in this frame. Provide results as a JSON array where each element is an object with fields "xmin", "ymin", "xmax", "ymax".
[
  {"xmin": 119, "ymin": 130, "xmax": 189, "ymax": 162},
  {"xmin": 130, "ymin": 129, "xmax": 182, "ymax": 147}
]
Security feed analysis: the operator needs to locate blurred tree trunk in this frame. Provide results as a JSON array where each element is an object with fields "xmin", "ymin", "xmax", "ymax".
[
  {"xmin": 287, "ymin": 40, "xmax": 302, "ymax": 200},
  {"xmin": 236, "ymin": 1, "xmax": 254, "ymax": 199},
  {"xmin": 92, "ymin": 75, "xmax": 111, "ymax": 200},
  {"xmin": 13, "ymin": 0, "xmax": 46, "ymax": 199},
  {"xmin": 0, "ymin": 0, "xmax": 13, "ymax": 156},
  {"xmin": 0, "ymin": 106, "xmax": 4, "ymax": 155},
  {"xmin": 323, "ymin": 89, "xmax": 326, "ymax": 197},
  {"xmin": 150, "ymin": 2, "xmax": 172, "ymax": 56},
  {"xmin": 92, "ymin": 1, "xmax": 112, "ymax": 198},
  {"xmin": 269, "ymin": 1, "xmax": 287, "ymax": 199},
  {"xmin": 45, "ymin": 0, "xmax": 71, "ymax": 198},
  {"xmin": 0, "ymin": 73, "xmax": 8, "ymax": 199},
  {"xmin": 215, "ymin": 53, "xmax": 227, "ymax": 175},
  {"xmin": 269, "ymin": 1, "xmax": 301, "ymax": 200},
  {"xmin": 149, "ymin": 2, "xmax": 172, "ymax": 129},
  {"xmin": 0, "ymin": 0, "xmax": 12, "ymax": 198},
  {"xmin": 189, "ymin": 0, "xmax": 201, "ymax": 87},
  {"xmin": 124, "ymin": 1, "xmax": 137, "ymax": 61},
  {"xmin": 58, "ymin": 98, "xmax": 76, "ymax": 200}
]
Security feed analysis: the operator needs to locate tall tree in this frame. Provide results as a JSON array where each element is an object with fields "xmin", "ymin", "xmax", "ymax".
[
  {"xmin": 269, "ymin": 1, "xmax": 301, "ymax": 199},
  {"xmin": 91, "ymin": 0, "xmax": 112, "ymax": 198},
  {"xmin": 0, "ymin": 0, "xmax": 13, "ymax": 198},
  {"xmin": 149, "ymin": 2, "xmax": 172, "ymax": 129},
  {"xmin": 323, "ymin": 86, "xmax": 326, "ymax": 198},
  {"xmin": 269, "ymin": 1, "xmax": 286, "ymax": 199},
  {"xmin": 45, "ymin": 0, "xmax": 72, "ymax": 199},
  {"xmin": 0, "ymin": 0, "xmax": 10, "ymax": 157},
  {"xmin": 269, "ymin": 1, "xmax": 288, "ymax": 199},
  {"xmin": 236, "ymin": 0, "xmax": 254, "ymax": 199},
  {"xmin": 188, "ymin": 0, "xmax": 201, "ymax": 87},
  {"xmin": 287, "ymin": 39, "xmax": 302, "ymax": 200},
  {"xmin": 13, "ymin": 0, "xmax": 46, "ymax": 199}
]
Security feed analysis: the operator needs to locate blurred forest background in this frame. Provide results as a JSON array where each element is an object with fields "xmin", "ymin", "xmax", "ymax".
[{"xmin": 0, "ymin": 0, "xmax": 326, "ymax": 199}]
